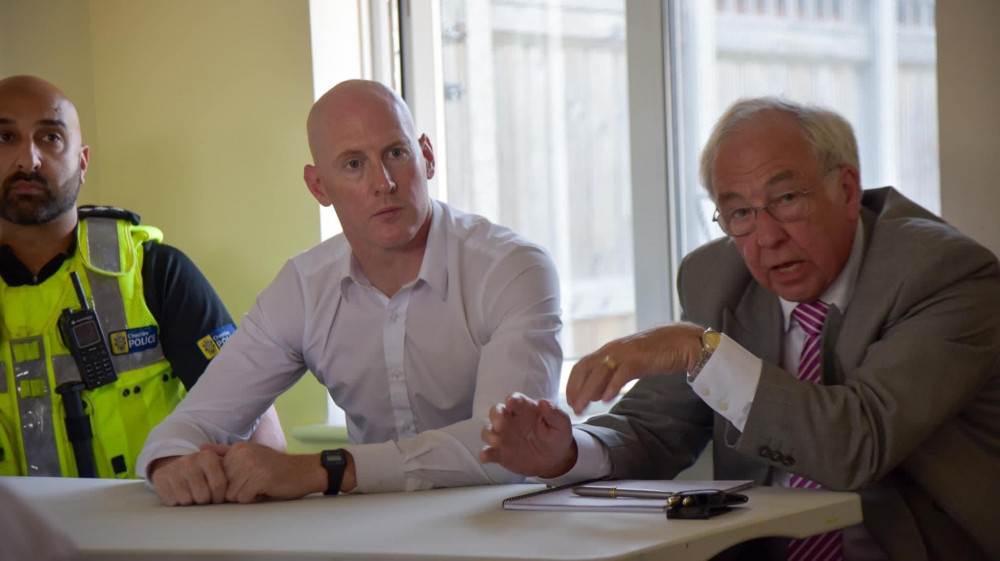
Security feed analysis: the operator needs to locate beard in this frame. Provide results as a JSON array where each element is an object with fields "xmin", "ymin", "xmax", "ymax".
[{"xmin": 0, "ymin": 171, "xmax": 80, "ymax": 225}]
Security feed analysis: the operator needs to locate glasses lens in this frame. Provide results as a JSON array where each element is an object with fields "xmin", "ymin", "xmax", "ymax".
[
  {"xmin": 769, "ymin": 192, "xmax": 810, "ymax": 222},
  {"xmin": 716, "ymin": 188, "xmax": 814, "ymax": 236},
  {"xmin": 718, "ymin": 209, "xmax": 753, "ymax": 236}
]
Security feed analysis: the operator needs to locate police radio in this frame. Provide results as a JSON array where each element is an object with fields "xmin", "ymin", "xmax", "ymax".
[{"xmin": 60, "ymin": 272, "xmax": 118, "ymax": 389}]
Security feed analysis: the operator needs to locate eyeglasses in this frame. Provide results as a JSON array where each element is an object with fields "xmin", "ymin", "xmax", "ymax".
[{"xmin": 712, "ymin": 188, "xmax": 814, "ymax": 237}]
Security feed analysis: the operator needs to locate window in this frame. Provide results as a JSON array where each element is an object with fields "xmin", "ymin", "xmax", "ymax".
[
  {"xmin": 669, "ymin": 0, "xmax": 939, "ymax": 257},
  {"xmin": 429, "ymin": 0, "xmax": 637, "ymax": 402},
  {"xmin": 310, "ymin": 0, "xmax": 938, "ymax": 421}
]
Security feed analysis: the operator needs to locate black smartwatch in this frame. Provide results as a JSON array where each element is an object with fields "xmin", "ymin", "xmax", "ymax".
[{"xmin": 320, "ymin": 449, "xmax": 347, "ymax": 495}]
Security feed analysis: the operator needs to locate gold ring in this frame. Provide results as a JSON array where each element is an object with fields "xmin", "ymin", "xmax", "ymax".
[{"xmin": 602, "ymin": 355, "xmax": 617, "ymax": 371}]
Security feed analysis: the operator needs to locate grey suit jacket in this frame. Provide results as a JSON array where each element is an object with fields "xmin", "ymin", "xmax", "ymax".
[{"xmin": 578, "ymin": 187, "xmax": 1000, "ymax": 560}]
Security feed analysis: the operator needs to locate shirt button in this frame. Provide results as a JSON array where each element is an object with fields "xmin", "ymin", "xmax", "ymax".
[
  {"xmin": 389, "ymin": 313, "xmax": 400, "ymax": 323},
  {"xmin": 699, "ymin": 387, "xmax": 710, "ymax": 397},
  {"xmin": 391, "ymin": 371, "xmax": 402, "ymax": 380},
  {"xmin": 401, "ymin": 422, "xmax": 412, "ymax": 431},
  {"xmin": 717, "ymin": 400, "xmax": 729, "ymax": 411}
]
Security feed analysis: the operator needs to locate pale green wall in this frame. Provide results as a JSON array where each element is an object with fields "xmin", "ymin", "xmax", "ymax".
[{"xmin": 1, "ymin": 0, "xmax": 331, "ymax": 451}]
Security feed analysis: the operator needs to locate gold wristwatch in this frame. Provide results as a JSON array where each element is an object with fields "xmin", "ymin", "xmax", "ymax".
[{"xmin": 687, "ymin": 328, "xmax": 721, "ymax": 382}]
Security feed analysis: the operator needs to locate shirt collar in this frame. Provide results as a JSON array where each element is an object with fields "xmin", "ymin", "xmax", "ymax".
[
  {"xmin": 339, "ymin": 200, "xmax": 448, "ymax": 300},
  {"xmin": 780, "ymin": 219, "xmax": 865, "ymax": 332},
  {"xmin": 0, "ymin": 235, "xmax": 78, "ymax": 286},
  {"xmin": 418, "ymin": 200, "xmax": 448, "ymax": 298}
]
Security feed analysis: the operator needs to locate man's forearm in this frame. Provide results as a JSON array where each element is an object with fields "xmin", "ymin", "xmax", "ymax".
[{"xmin": 248, "ymin": 405, "xmax": 287, "ymax": 451}]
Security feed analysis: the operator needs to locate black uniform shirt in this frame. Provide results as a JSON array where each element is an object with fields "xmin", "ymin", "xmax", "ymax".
[{"xmin": 0, "ymin": 237, "xmax": 234, "ymax": 390}]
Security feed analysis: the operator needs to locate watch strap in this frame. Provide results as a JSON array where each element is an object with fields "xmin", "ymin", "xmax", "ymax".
[
  {"xmin": 321, "ymin": 449, "xmax": 347, "ymax": 496},
  {"xmin": 687, "ymin": 328, "xmax": 720, "ymax": 383}
]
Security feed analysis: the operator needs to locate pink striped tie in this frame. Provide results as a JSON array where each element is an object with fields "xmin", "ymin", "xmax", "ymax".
[{"xmin": 788, "ymin": 301, "xmax": 843, "ymax": 561}]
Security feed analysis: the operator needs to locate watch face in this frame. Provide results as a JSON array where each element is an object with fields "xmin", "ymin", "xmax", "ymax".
[
  {"xmin": 322, "ymin": 449, "xmax": 346, "ymax": 466},
  {"xmin": 705, "ymin": 330, "xmax": 722, "ymax": 349}
]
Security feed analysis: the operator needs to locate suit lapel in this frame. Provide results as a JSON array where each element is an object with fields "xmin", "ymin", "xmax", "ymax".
[
  {"xmin": 821, "ymin": 306, "xmax": 845, "ymax": 384},
  {"xmin": 829, "ymin": 206, "xmax": 880, "ymax": 378},
  {"xmin": 723, "ymin": 281, "xmax": 783, "ymax": 366}
]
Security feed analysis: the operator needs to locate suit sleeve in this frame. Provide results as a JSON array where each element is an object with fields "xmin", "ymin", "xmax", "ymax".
[
  {"xmin": 577, "ymin": 373, "xmax": 715, "ymax": 480},
  {"xmin": 141, "ymin": 242, "xmax": 236, "ymax": 390}
]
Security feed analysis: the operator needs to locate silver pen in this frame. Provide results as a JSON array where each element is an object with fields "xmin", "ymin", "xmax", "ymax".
[{"xmin": 572, "ymin": 485, "xmax": 675, "ymax": 500}]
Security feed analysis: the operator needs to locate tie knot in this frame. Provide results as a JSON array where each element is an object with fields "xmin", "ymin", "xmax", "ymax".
[{"xmin": 793, "ymin": 300, "xmax": 830, "ymax": 337}]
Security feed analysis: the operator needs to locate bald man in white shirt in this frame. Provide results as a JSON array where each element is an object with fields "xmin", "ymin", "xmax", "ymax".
[{"xmin": 138, "ymin": 80, "xmax": 562, "ymax": 505}]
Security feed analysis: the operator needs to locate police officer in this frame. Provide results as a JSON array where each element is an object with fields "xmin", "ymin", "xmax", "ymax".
[{"xmin": 0, "ymin": 75, "xmax": 285, "ymax": 478}]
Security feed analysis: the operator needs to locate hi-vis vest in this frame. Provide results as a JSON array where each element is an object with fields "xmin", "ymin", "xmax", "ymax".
[{"xmin": 0, "ymin": 212, "xmax": 185, "ymax": 478}]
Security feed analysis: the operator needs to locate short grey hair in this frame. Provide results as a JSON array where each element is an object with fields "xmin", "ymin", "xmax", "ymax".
[{"xmin": 699, "ymin": 97, "xmax": 859, "ymax": 198}]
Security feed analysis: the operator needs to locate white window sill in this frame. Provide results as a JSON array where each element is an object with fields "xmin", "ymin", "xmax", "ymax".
[{"xmin": 291, "ymin": 423, "xmax": 349, "ymax": 444}]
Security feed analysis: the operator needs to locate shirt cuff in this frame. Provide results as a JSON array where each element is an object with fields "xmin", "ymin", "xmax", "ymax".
[
  {"xmin": 688, "ymin": 334, "xmax": 761, "ymax": 431},
  {"xmin": 345, "ymin": 441, "xmax": 411, "ymax": 493},
  {"xmin": 538, "ymin": 428, "xmax": 613, "ymax": 486}
]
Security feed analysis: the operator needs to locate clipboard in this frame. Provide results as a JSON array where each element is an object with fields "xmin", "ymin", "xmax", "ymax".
[{"xmin": 502, "ymin": 479, "xmax": 754, "ymax": 514}]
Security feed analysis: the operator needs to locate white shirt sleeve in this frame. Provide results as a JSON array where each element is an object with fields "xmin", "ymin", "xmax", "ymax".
[
  {"xmin": 537, "ymin": 428, "xmax": 614, "ymax": 486},
  {"xmin": 687, "ymin": 334, "xmax": 762, "ymax": 431},
  {"xmin": 136, "ymin": 261, "xmax": 309, "ymax": 479}
]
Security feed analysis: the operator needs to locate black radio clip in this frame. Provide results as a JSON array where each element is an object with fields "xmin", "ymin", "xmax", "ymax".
[{"xmin": 665, "ymin": 490, "xmax": 748, "ymax": 519}]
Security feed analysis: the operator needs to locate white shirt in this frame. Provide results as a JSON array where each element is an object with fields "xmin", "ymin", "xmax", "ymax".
[{"xmin": 137, "ymin": 200, "xmax": 562, "ymax": 493}]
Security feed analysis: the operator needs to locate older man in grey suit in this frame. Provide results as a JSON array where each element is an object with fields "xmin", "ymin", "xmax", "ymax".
[{"xmin": 480, "ymin": 98, "xmax": 1000, "ymax": 561}]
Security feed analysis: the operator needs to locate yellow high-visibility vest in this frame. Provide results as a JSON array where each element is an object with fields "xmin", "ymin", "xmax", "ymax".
[{"xmin": 0, "ymin": 215, "xmax": 184, "ymax": 478}]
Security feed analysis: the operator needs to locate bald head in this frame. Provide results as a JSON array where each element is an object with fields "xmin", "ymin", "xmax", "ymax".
[
  {"xmin": 0, "ymin": 75, "xmax": 89, "ymax": 226},
  {"xmin": 306, "ymin": 80, "xmax": 417, "ymax": 164},
  {"xmin": 0, "ymin": 75, "xmax": 82, "ymax": 140},
  {"xmin": 301, "ymin": 79, "xmax": 435, "ymax": 264}
]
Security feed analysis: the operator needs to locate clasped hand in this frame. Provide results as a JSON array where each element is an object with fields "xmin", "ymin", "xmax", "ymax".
[
  {"xmin": 480, "ymin": 323, "xmax": 704, "ymax": 478},
  {"xmin": 150, "ymin": 441, "xmax": 320, "ymax": 506}
]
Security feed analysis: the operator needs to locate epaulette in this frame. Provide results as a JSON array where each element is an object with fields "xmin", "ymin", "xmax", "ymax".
[{"xmin": 78, "ymin": 205, "xmax": 141, "ymax": 226}]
